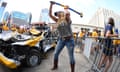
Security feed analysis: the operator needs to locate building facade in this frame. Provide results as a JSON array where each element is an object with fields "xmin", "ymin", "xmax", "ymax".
[
  {"xmin": 71, "ymin": 23, "xmax": 104, "ymax": 33},
  {"xmin": 48, "ymin": 23, "xmax": 104, "ymax": 33},
  {"xmin": 89, "ymin": 8, "xmax": 120, "ymax": 29},
  {"xmin": 0, "ymin": 1, "xmax": 7, "ymax": 22},
  {"xmin": 39, "ymin": 8, "xmax": 50, "ymax": 23}
]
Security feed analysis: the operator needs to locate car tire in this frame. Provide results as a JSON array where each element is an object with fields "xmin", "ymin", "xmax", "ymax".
[{"xmin": 25, "ymin": 49, "xmax": 41, "ymax": 67}]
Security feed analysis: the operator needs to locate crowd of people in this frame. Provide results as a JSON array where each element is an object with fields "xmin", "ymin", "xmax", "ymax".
[
  {"xmin": 74, "ymin": 18, "xmax": 120, "ymax": 72},
  {"xmin": 0, "ymin": 21, "xmax": 28, "ymax": 34},
  {"xmin": 74, "ymin": 27, "xmax": 100, "ymax": 53},
  {"xmin": 0, "ymin": 1, "xmax": 119, "ymax": 72},
  {"xmin": 48, "ymin": 1, "xmax": 120, "ymax": 72}
]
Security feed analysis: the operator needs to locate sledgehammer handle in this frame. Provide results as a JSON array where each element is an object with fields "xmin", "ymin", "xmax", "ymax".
[
  {"xmin": 68, "ymin": 8, "xmax": 83, "ymax": 17},
  {"xmin": 50, "ymin": 1, "xmax": 83, "ymax": 17}
]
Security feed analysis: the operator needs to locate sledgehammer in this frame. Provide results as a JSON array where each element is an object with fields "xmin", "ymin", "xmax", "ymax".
[{"xmin": 50, "ymin": 1, "xmax": 83, "ymax": 18}]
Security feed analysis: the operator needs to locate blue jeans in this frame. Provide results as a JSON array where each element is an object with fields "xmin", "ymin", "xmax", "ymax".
[{"xmin": 54, "ymin": 38, "xmax": 75, "ymax": 64}]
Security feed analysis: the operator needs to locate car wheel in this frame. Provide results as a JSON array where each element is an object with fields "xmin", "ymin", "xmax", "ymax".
[{"xmin": 25, "ymin": 49, "xmax": 41, "ymax": 67}]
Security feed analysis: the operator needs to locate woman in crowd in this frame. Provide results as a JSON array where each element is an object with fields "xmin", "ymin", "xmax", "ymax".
[{"xmin": 98, "ymin": 17, "xmax": 118, "ymax": 72}]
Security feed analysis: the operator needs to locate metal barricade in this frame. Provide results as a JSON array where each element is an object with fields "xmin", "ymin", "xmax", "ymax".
[
  {"xmin": 75, "ymin": 37, "xmax": 85, "ymax": 53},
  {"xmin": 84, "ymin": 37, "xmax": 120, "ymax": 72},
  {"xmin": 88, "ymin": 37, "xmax": 104, "ymax": 72}
]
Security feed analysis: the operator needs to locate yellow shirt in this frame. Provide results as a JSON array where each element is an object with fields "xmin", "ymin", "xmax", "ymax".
[
  {"xmin": 113, "ymin": 39, "xmax": 120, "ymax": 45},
  {"xmin": 11, "ymin": 27, "xmax": 17, "ymax": 31},
  {"xmin": 92, "ymin": 31, "xmax": 98, "ymax": 37},
  {"xmin": 79, "ymin": 32, "xmax": 84, "ymax": 37},
  {"xmin": 73, "ymin": 33, "xmax": 76, "ymax": 39},
  {"xmin": 92, "ymin": 31, "xmax": 98, "ymax": 42},
  {"xmin": 2, "ymin": 25, "xmax": 9, "ymax": 31},
  {"xmin": 112, "ymin": 29, "xmax": 120, "ymax": 45}
]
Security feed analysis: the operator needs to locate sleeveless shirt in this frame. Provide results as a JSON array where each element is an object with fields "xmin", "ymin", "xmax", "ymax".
[{"xmin": 57, "ymin": 21, "xmax": 73, "ymax": 37}]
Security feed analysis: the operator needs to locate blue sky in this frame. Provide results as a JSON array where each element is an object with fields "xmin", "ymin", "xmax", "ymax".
[
  {"xmin": 96, "ymin": 0, "xmax": 120, "ymax": 13},
  {"xmin": 3, "ymin": 0, "xmax": 120, "ymax": 24}
]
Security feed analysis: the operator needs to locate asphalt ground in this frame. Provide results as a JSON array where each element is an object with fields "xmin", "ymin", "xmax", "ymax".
[
  {"xmin": 22, "ymin": 47, "xmax": 91, "ymax": 72},
  {"xmin": 1, "ymin": 47, "xmax": 120, "ymax": 72}
]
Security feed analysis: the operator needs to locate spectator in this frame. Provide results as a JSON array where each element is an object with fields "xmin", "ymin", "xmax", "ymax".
[
  {"xmin": 98, "ymin": 17, "xmax": 118, "ymax": 72},
  {"xmin": 2, "ymin": 21, "xmax": 9, "ymax": 31},
  {"xmin": 75, "ymin": 29, "xmax": 85, "ymax": 53},
  {"xmin": 90, "ymin": 28, "xmax": 99, "ymax": 55}
]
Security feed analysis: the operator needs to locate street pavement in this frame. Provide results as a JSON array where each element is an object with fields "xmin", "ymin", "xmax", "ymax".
[
  {"xmin": 22, "ymin": 47, "xmax": 91, "ymax": 72},
  {"xmin": 1, "ymin": 47, "xmax": 120, "ymax": 72}
]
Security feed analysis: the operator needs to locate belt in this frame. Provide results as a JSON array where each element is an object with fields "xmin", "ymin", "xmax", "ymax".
[
  {"xmin": 104, "ymin": 47, "xmax": 113, "ymax": 51},
  {"xmin": 62, "ymin": 36, "xmax": 72, "ymax": 40}
]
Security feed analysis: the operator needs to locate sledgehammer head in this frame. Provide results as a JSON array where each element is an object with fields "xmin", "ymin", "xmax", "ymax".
[
  {"xmin": 80, "ymin": 13, "xmax": 83, "ymax": 18},
  {"xmin": 50, "ymin": 1, "xmax": 56, "ymax": 4}
]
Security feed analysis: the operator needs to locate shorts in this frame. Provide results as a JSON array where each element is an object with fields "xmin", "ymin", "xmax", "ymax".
[
  {"xmin": 103, "ymin": 39, "xmax": 113, "ymax": 56},
  {"xmin": 103, "ymin": 48, "xmax": 113, "ymax": 56}
]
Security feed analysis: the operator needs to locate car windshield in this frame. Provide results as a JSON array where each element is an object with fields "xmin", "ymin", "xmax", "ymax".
[{"xmin": 11, "ymin": 11, "xmax": 27, "ymax": 21}]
